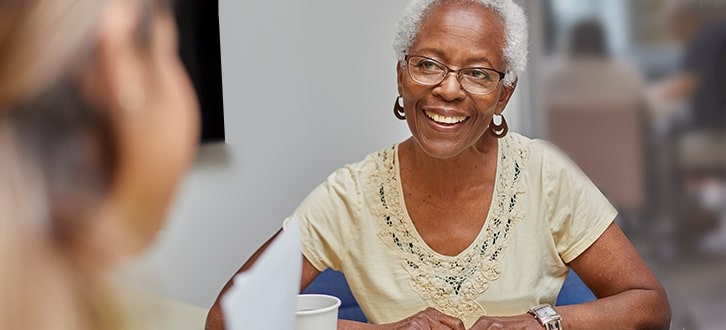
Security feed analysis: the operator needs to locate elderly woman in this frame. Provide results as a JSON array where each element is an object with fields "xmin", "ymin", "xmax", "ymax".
[
  {"xmin": 0, "ymin": 0, "xmax": 198, "ymax": 328},
  {"xmin": 207, "ymin": 0, "xmax": 670, "ymax": 329}
]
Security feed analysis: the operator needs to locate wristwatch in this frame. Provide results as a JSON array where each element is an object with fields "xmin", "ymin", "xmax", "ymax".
[{"xmin": 528, "ymin": 304, "xmax": 562, "ymax": 330}]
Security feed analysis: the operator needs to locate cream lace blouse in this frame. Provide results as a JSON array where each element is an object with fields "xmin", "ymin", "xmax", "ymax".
[{"xmin": 287, "ymin": 133, "xmax": 616, "ymax": 327}]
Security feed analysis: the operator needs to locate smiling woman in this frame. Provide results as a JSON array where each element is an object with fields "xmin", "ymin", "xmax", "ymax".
[
  {"xmin": 396, "ymin": 1, "xmax": 515, "ymax": 160},
  {"xmin": 207, "ymin": 1, "xmax": 671, "ymax": 329}
]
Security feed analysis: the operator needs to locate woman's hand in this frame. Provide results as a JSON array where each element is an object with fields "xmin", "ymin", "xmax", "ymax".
[
  {"xmin": 388, "ymin": 308, "xmax": 466, "ymax": 330},
  {"xmin": 340, "ymin": 308, "xmax": 465, "ymax": 330},
  {"xmin": 401, "ymin": 308, "xmax": 467, "ymax": 330},
  {"xmin": 467, "ymin": 314, "xmax": 540, "ymax": 330}
]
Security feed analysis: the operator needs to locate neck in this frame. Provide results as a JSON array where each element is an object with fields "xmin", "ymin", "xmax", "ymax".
[{"xmin": 399, "ymin": 136, "xmax": 499, "ymax": 199}]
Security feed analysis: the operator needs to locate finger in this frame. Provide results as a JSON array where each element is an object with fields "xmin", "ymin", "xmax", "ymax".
[
  {"xmin": 401, "ymin": 311, "xmax": 444, "ymax": 330},
  {"xmin": 418, "ymin": 309, "xmax": 466, "ymax": 330},
  {"xmin": 438, "ymin": 317, "xmax": 466, "ymax": 330},
  {"xmin": 394, "ymin": 314, "xmax": 429, "ymax": 330},
  {"xmin": 420, "ymin": 308, "xmax": 466, "ymax": 330}
]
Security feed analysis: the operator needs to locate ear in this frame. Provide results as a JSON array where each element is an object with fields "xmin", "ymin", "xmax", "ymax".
[
  {"xmin": 76, "ymin": 1, "xmax": 152, "ymax": 259},
  {"xmin": 494, "ymin": 80, "xmax": 517, "ymax": 115},
  {"xmin": 396, "ymin": 61, "xmax": 405, "ymax": 96},
  {"xmin": 85, "ymin": 1, "xmax": 145, "ymax": 113}
]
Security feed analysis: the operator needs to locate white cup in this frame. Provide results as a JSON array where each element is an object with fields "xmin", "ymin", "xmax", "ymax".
[{"xmin": 295, "ymin": 294, "xmax": 341, "ymax": 330}]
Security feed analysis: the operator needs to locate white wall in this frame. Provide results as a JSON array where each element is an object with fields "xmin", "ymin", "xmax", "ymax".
[{"xmin": 129, "ymin": 0, "xmax": 524, "ymax": 308}]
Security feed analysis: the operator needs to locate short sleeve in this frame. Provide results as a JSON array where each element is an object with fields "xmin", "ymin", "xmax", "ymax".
[
  {"xmin": 285, "ymin": 166, "xmax": 362, "ymax": 272},
  {"xmin": 542, "ymin": 142, "xmax": 617, "ymax": 263}
]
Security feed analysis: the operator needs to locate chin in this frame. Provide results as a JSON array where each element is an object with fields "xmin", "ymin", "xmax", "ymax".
[{"xmin": 416, "ymin": 139, "xmax": 469, "ymax": 159}]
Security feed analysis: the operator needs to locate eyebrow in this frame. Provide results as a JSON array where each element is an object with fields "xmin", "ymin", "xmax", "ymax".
[{"xmin": 411, "ymin": 47, "xmax": 496, "ymax": 68}]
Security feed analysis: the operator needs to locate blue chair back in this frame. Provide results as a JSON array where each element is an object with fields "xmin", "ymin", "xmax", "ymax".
[
  {"xmin": 302, "ymin": 269, "xmax": 367, "ymax": 322},
  {"xmin": 555, "ymin": 269, "xmax": 596, "ymax": 305}
]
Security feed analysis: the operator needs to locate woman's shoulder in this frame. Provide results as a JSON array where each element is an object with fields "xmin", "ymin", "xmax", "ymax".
[
  {"xmin": 325, "ymin": 144, "xmax": 399, "ymax": 182},
  {"xmin": 345, "ymin": 143, "xmax": 397, "ymax": 168},
  {"xmin": 504, "ymin": 132, "xmax": 556, "ymax": 156},
  {"xmin": 504, "ymin": 132, "xmax": 574, "ymax": 171}
]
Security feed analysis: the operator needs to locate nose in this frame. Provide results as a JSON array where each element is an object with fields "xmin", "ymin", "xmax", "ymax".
[{"xmin": 433, "ymin": 72, "xmax": 466, "ymax": 101}]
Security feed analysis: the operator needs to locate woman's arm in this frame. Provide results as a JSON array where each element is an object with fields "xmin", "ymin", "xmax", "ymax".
[
  {"xmin": 470, "ymin": 222, "xmax": 670, "ymax": 330},
  {"xmin": 558, "ymin": 222, "xmax": 670, "ymax": 329},
  {"xmin": 206, "ymin": 230, "xmax": 288, "ymax": 329},
  {"xmin": 205, "ymin": 228, "xmax": 325, "ymax": 330}
]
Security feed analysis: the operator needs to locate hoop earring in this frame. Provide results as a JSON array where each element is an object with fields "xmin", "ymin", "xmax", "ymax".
[
  {"xmin": 393, "ymin": 96, "xmax": 406, "ymax": 120},
  {"xmin": 488, "ymin": 113, "xmax": 508, "ymax": 138}
]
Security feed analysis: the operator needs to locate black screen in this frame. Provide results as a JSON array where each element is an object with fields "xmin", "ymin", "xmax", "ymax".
[{"xmin": 174, "ymin": 0, "xmax": 225, "ymax": 143}]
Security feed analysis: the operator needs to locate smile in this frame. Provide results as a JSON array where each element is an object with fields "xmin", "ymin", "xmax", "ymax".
[{"xmin": 424, "ymin": 110, "xmax": 468, "ymax": 125}]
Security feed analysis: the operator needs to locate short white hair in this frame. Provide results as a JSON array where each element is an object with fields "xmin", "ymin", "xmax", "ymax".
[{"xmin": 393, "ymin": 0, "xmax": 528, "ymax": 87}]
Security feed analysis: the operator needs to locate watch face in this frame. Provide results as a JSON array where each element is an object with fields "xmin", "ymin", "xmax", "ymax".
[
  {"xmin": 530, "ymin": 304, "xmax": 561, "ymax": 326},
  {"xmin": 536, "ymin": 306, "xmax": 557, "ymax": 318}
]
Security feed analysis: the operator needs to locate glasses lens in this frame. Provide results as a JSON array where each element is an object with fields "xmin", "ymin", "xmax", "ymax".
[
  {"xmin": 407, "ymin": 56, "xmax": 446, "ymax": 85},
  {"xmin": 406, "ymin": 56, "xmax": 502, "ymax": 95},
  {"xmin": 460, "ymin": 68, "xmax": 500, "ymax": 94}
]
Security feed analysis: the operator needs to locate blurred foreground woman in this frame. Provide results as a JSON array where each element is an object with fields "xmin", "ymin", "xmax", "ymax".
[{"xmin": 0, "ymin": 0, "xmax": 199, "ymax": 329}]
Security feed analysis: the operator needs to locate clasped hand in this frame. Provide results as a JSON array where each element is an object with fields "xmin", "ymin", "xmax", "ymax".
[{"xmin": 379, "ymin": 307, "xmax": 540, "ymax": 330}]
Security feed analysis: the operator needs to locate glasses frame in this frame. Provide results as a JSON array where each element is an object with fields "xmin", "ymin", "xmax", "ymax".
[{"xmin": 404, "ymin": 55, "xmax": 506, "ymax": 95}]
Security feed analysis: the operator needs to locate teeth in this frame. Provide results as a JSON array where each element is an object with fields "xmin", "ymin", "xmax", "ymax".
[{"xmin": 425, "ymin": 111, "xmax": 467, "ymax": 124}]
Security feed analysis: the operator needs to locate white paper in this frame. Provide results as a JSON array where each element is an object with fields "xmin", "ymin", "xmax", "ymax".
[{"xmin": 221, "ymin": 218, "xmax": 302, "ymax": 330}]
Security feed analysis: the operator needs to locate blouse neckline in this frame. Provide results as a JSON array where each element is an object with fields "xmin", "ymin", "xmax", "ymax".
[
  {"xmin": 391, "ymin": 141, "xmax": 503, "ymax": 259},
  {"xmin": 367, "ymin": 133, "xmax": 530, "ymax": 319}
]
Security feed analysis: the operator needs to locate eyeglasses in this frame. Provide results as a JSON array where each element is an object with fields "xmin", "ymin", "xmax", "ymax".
[{"xmin": 405, "ymin": 55, "xmax": 506, "ymax": 95}]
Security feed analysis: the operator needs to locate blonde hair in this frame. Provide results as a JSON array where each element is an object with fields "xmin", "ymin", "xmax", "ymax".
[
  {"xmin": 0, "ymin": 0, "xmax": 107, "ymax": 106},
  {"xmin": 0, "ymin": 0, "xmax": 158, "ymax": 329}
]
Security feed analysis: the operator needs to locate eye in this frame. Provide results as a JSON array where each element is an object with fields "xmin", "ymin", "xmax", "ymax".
[
  {"xmin": 414, "ymin": 58, "xmax": 443, "ymax": 72},
  {"xmin": 465, "ymin": 69, "xmax": 494, "ymax": 82}
]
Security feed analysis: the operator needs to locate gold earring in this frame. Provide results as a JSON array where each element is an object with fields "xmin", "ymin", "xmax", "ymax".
[
  {"xmin": 393, "ymin": 96, "xmax": 405, "ymax": 120},
  {"xmin": 489, "ymin": 114, "xmax": 508, "ymax": 138}
]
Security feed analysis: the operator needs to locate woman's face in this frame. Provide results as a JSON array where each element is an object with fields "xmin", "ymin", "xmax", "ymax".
[
  {"xmin": 105, "ymin": 2, "xmax": 199, "ymax": 252},
  {"xmin": 397, "ymin": 1, "xmax": 516, "ymax": 159}
]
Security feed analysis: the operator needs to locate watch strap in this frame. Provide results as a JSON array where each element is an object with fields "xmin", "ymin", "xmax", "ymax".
[{"xmin": 545, "ymin": 319, "xmax": 562, "ymax": 330}]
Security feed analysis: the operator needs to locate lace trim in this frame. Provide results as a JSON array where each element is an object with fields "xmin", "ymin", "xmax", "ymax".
[{"xmin": 368, "ymin": 136, "xmax": 530, "ymax": 319}]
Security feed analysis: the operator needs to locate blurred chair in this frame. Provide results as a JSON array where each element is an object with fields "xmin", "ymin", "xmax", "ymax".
[
  {"xmin": 671, "ymin": 130, "xmax": 726, "ymax": 254},
  {"xmin": 547, "ymin": 98, "xmax": 649, "ymax": 232},
  {"xmin": 542, "ymin": 18, "xmax": 649, "ymax": 234},
  {"xmin": 676, "ymin": 132, "xmax": 726, "ymax": 178},
  {"xmin": 304, "ymin": 268, "xmax": 595, "ymax": 322}
]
